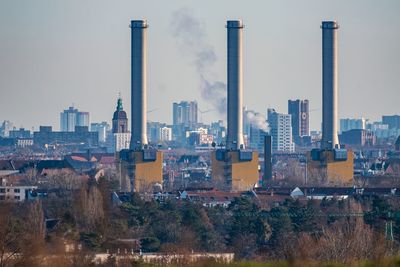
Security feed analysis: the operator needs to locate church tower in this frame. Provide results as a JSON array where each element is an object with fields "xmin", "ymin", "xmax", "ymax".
[{"xmin": 112, "ymin": 97, "xmax": 128, "ymax": 133}]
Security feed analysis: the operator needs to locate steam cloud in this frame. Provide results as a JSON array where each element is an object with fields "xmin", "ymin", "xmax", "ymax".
[
  {"xmin": 246, "ymin": 111, "xmax": 269, "ymax": 133},
  {"xmin": 170, "ymin": 8, "xmax": 226, "ymax": 114}
]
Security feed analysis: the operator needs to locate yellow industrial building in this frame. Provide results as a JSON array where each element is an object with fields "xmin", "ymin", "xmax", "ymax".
[
  {"xmin": 211, "ymin": 150, "xmax": 259, "ymax": 191},
  {"xmin": 307, "ymin": 149, "xmax": 354, "ymax": 185},
  {"xmin": 118, "ymin": 149, "xmax": 163, "ymax": 193}
]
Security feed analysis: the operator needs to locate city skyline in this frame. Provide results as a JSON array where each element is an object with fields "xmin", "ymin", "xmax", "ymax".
[{"xmin": 0, "ymin": 0, "xmax": 399, "ymax": 131}]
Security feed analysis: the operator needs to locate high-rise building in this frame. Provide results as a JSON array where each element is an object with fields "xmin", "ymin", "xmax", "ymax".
[
  {"xmin": 267, "ymin": 108, "xmax": 295, "ymax": 152},
  {"xmin": 340, "ymin": 118, "xmax": 366, "ymax": 133},
  {"xmin": 288, "ymin": 99, "xmax": 309, "ymax": 143},
  {"xmin": 172, "ymin": 101, "xmax": 198, "ymax": 128},
  {"xmin": 90, "ymin": 122, "xmax": 110, "ymax": 143},
  {"xmin": 0, "ymin": 121, "xmax": 14, "ymax": 137},
  {"xmin": 60, "ymin": 107, "xmax": 89, "ymax": 132},
  {"xmin": 382, "ymin": 115, "xmax": 400, "ymax": 129},
  {"xmin": 160, "ymin": 127, "xmax": 172, "ymax": 142}
]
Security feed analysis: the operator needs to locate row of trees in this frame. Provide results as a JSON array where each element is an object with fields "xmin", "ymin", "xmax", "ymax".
[{"xmin": 2, "ymin": 171, "xmax": 400, "ymax": 266}]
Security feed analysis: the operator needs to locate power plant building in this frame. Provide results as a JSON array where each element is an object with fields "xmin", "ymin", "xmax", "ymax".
[
  {"xmin": 118, "ymin": 20, "xmax": 162, "ymax": 192},
  {"xmin": 307, "ymin": 21, "xmax": 354, "ymax": 185},
  {"xmin": 211, "ymin": 20, "xmax": 259, "ymax": 191}
]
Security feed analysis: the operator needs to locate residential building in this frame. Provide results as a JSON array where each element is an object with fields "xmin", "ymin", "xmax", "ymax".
[
  {"xmin": 60, "ymin": 106, "xmax": 90, "ymax": 132},
  {"xmin": 34, "ymin": 126, "xmax": 98, "ymax": 147},
  {"xmin": 267, "ymin": 108, "xmax": 295, "ymax": 152},
  {"xmin": 0, "ymin": 179, "xmax": 37, "ymax": 202},
  {"xmin": 160, "ymin": 127, "xmax": 172, "ymax": 142}
]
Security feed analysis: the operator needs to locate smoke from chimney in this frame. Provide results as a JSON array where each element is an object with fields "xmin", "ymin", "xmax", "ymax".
[
  {"xmin": 246, "ymin": 111, "xmax": 269, "ymax": 133},
  {"xmin": 170, "ymin": 8, "xmax": 226, "ymax": 115}
]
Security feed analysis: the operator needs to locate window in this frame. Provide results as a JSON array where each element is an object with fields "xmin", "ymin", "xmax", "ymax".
[
  {"xmin": 0, "ymin": 188, "xmax": 5, "ymax": 193},
  {"xmin": 14, "ymin": 189, "xmax": 20, "ymax": 193},
  {"xmin": 14, "ymin": 196, "xmax": 20, "ymax": 200}
]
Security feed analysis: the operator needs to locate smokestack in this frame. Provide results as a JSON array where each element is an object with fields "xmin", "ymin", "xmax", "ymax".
[
  {"xmin": 321, "ymin": 21, "xmax": 340, "ymax": 150},
  {"xmin": 263, "ymin": 135, "xmax": 272, "ymax": 184},
  {"xmin": 130, "ymin": 20, "xmax": 148, "ymax": 150},
  {"xmin": 226, "ymin": 20, "xmax": 245, "ymax": 150}
]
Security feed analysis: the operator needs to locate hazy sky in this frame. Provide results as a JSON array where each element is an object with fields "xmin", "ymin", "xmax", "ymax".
[{"xmin": 0, "ymin": 0, "xmax": 399, "ymax": 131}]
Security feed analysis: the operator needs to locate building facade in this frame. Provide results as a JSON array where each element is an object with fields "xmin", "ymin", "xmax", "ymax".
[
  {"xmin": 340, "ymin": 118, "xmax": 366, "ymax": 133},
  {"xmin": 60, "ymin": 107, "xmax": 90, "ymax": 132},
  {"xmin": 173, "ymin": 101, "xmax": 198, "ymax": 128},
  {"xmin": 288, "ymin": 99, "xmax": 309, "ymax": 144},
  {"xmin": 267, "ymin": 108, "xmax": 295, "ymax": 152},
  {"xmin": 382, "ymin": 115, "xmax": 400, "ymax": 129}
]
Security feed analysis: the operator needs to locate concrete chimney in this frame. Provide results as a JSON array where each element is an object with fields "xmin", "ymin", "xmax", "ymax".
[
  {"xmin": 321, "ymin": 21, "xmax": 340, "ymax": 150},
  {"xmin": 130, "ymin": 20, "xmax": 148, "ymax": 150},
  {"xmin": 263, "ymin": 135, "xmax": 272, "ymax": 184},
  {"xmin": 226, "ymin": 20, "xmax": 245, "ymax": 150}
]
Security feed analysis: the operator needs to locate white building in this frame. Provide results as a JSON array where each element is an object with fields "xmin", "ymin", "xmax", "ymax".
[
  {"xmin": 91, "ymin": 122, "xmax": 110, "ymax": 143},
  {"xmin": 113, "ymin": 133, "xmax": 131, "ymax": 152},
  {"xmin": 0, "ymin": 179, "xmax": 37, "ymax": 202},
  {"xmin": 159, "ymin": 127, "xmax": 172, "ymax": 142},
  {"xmin": 267, "ymin": 108, "xmax": 295, "ymax": 152}
]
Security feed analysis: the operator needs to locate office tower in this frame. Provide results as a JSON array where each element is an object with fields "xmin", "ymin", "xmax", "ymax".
[
  {"xmin": 172, "ymin": 101, "xmax": 198, "ymax": 128},
  {"xmin": 288, "ymin": 99, "xmax": 309, "ymax": 143},
  {"xmin": 321, "ymin": 21, "xmax": 339, "ymax": 150},
  {"xmin": 267, "ymin": 108, "xmax": 295, "ymax": 152}
]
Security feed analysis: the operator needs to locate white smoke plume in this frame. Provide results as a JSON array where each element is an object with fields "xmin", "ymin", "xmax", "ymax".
[
  {"xmin": 246, "ymin": 111, "xmax": 269, "ymax": 133},
  {"xmin": 170, "ymin": 8, "xmax": 226, "ymax": 115}
]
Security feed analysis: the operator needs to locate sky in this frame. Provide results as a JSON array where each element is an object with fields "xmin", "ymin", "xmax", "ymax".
[{"xmin": 0, "ymin": 0, "xmax": 399, "ymax": 131}]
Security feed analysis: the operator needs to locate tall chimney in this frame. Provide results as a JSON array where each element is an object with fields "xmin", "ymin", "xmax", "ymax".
[
  {"xmin": 321, "ymin": 21, "xmax": 339, "ymax": 150},
  {"xmin": 226, "ymin": 20, "xmax": 245, "ymax": 150},
  {"xmin": 263, "ymin": 135, "xmax": 272, "ymax": 184},
  {"xmin": 130, "ymin": 20, "xmax": 148, "ymax": 150}
]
